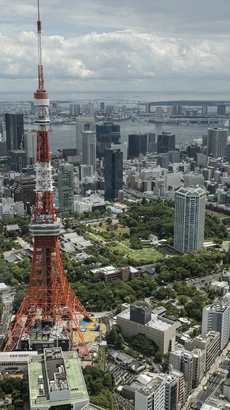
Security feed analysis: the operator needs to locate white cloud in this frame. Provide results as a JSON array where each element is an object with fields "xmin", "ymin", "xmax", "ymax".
[
  {"xmin": 1, "ymin": 0, "xmax": 230, "ymax": 94},
  {"xmin": 0, "ymin": 29, "xmax": 229, "ymax": 91}
]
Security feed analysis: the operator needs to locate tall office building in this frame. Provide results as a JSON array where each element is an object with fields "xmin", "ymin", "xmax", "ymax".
[
  {"xmin": 82, "ymin": 130, "xmax": 96, "ymax": 171},
  {"xmin": 207, "ymin": 128, "xmax": 228, "ymax": 158},
  {"xmin": 128, "ymin": 134, "xmax": 147, "ymax": 159},
  {"xmin": 76, "ymin": 116, "xmax": 95, "ymax": 158},
  {"xmin": 217, "ymin": 104, "xmax": 226, "ymax": 116},
  {"xmin": 202, "ymin": 303, "xmax": 230, "ymax": 350},
  {"xmin": 173, "ymin": 187, "xmax": 206, "ymax": 253},
  {"xmin": 24, "ymin": 131, "xmax": 37, "ymax": 165},
  {"xmin": 164, "ymin": 375, "xmax": 178, "ymax": 410},
  {"xmin": 5, "ymin": 113, "xmax": 24, "ymax": 152},
  {"xmin": 157, "ymin": 132, "xmax": 175, "ymax": 154},
  {"xmin": 58, "ymin": 163, "xmax": 75, "ymax": 215},
  {"xmin": 170, "ymin": 349, "xmax": 193, "ymax": 396},
  {"xmin": 148, "ymin": 133, "xmax": 157, "ymax": 153},
  {"xmin": 202, "ymin": 105, "xmax": 208, "ymax": 116},
  {"xmin": 96, "ymin": 122, "xmax": 120, "ymax": 157},
  {"xmin": 104, "ymin": 148, "xmax": 123, "ymax": 200},
  {"xmin": 135, "ymin": 376, "xmax": 165, "ymax": 410},
  {"xmin": 111, "ymin": 142, "xmax": 127, "ymax": 161},
  {"xmin": 69, "ymin": 103, "xmax": 80, "ymax": 116},
  {"xmin": 79, "ymin": 164, "xmax": 94, "ymax": 181}
]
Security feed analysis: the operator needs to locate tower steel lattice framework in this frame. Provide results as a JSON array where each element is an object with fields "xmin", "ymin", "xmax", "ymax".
[{"xmin": 4, "ymin": 0, "xmax": 90, "ymax": 356}]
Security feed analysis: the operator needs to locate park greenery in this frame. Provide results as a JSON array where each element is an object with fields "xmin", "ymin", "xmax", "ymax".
[
  {"xmin": 0, "ymin": 199, "xmax": 230, "ymax": 329},
  {"xmin": 83, "ymin": 366, "xmax": 114, "ymax": 410},
  {"xmin": 0, "ymin": 374, "xmax": 29, "ymax": 409}
]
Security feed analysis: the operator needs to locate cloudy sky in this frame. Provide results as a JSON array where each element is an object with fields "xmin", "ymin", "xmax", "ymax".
[{"xmin": 1, "ymin": 0, "xmax": 230, "ymax": 97}]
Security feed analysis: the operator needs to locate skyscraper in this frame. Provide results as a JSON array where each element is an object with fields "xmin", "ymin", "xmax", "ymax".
[
  {"xmin": 96, "ymin": 122, "xmax": 120, "ymax": 157},
  {"xmin": 58, "ymin": 163, "xmax": 74, "ymax": 215},
  {"xmin": 104, "ymin": 148, "xmax": 123, "ymax": 200},
  {"xmin": 157, "ymin": 132, "xmax": 175, "ymax": 154},
  {"xmin": 82, "ymin": 130, "xmax": 96, "ymax": 171},
  {"xmin": 173, "ymin": 187, "xmax": 206, "ymax": 253},
  {"xmin": 207, "ymin": 128, "xmax": 228, "ymax": 158},
  {"xmin": 217, "ymin": 104, "xmax": 226, "ymax": 116},
  {"xmin": 128, "ymin": 134, "xmax": 147, "ymax": 159},
  {"xmin": 5, "ymin": 113, "xmax": 24, "ymax": 152},
  {"xmin": 69, "ymin": 103, "xmax": 80, "ymax": 116},
  {"xmin": 76, "ymin": 116, "xmax": 95, "ymax": 158}
]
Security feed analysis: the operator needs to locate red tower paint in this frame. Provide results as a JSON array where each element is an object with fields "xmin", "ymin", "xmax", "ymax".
[{"xmin": 4, "ymin": 1, "xmax": 89, "ymax": 356}]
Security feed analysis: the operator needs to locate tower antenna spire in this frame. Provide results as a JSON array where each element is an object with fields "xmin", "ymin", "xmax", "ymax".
[{"xmin": 37, "ymin": 0, "xmax": 45, "ymax": 92}]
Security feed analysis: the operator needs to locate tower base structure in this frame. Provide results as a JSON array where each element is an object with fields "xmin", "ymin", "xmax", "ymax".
[{"xmin": 4, "ymin": 234, "xmax": 90, "ymax": 356}]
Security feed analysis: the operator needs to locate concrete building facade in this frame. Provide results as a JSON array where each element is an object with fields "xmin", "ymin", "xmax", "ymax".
[
  {"xmin": 135, "ymin": 376, "xmax": 165, "ymax": 410},
  {"xmin": 173, "ymin": 186, "xmax": 206, "ymax": 253},
  {"xmin": 202, "ymin": 303, "xmax": 230, "ymax": 350},
  {"xmin": 58, "ymin": 163, "xmax": 75, "ymax": 215},
  {"xmin": 117, "ymin": 303, "xmax": 176, "ymax": 354},
  {"xmin": 207, "ymin": 128, "xmax": 228, "ymax": 158}
]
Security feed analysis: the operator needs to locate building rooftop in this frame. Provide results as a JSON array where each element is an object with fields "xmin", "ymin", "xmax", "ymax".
[
  {"xmin": 137, "ymin": 376, "xmax": 164, "ymax": 396},
  {"xmin": 0, "ymin": 351, "xmax": 38, "ymax": 362},
  {"xmin": 28, "ymin": 348, "xmax": 89, "ymax": 409},
  {"xmin": 205, "ymin": 303, "xmax": 230, "ymax": 313},
  {"xmin": 211, "ymin": 281, "xmax": 229, "ymax": 288},
  {"xmin": 118, "ymin": 307, "xmax": 173, "ymax": 331}
]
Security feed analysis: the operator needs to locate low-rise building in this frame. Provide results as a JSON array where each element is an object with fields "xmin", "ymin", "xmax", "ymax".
[
  {"xmin": 117, "ymin": 302, "xmax": 176, "ymax": 354},
  {"xmin": 184, "ymin": 331, "xmax": 220, "ymax": 371},
  {"xmin": 91, "ymin": 265, "xmax": 140, "ymax": 283},
  {"xmin": 0, "ymin": 351, "xmax": 38, "ymax": 374},
  {"xmin": 210, "ymin": 281, "xmax": 229, "ymax": 295},
  {"xmin": 28, "ymin": 348, "xmax": 89, "ymax": 410}
]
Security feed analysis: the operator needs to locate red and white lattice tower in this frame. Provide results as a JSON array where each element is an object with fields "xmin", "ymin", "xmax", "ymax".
[{"xmin": 4, "ymin": 0, "xmax": 89, "ymax": 356}]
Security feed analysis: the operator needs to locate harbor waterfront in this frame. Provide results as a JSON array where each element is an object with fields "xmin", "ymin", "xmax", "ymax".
[{"xmin": 49, "ymin": 119, "xmax": 213, "ymax": 152}]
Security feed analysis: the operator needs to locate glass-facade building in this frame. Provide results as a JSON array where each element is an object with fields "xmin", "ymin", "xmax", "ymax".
[{"xmin": 104, "ymin": 148, "xmax": 123, "ymax": 200}]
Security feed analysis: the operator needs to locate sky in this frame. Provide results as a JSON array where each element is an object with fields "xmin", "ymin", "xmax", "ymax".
[{"xmin": 1, "ymin": 0, "xmax": 230, "ymax": 97}]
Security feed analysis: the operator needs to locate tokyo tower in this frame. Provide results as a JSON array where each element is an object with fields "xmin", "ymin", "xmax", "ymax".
[{"xmin": 4, "ymin": 0, "xmax": 90, "ymax": 356}]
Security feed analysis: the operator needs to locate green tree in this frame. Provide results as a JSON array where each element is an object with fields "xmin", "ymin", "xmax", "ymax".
[
  {"xmin": 107, "ymin": 328, "xmax": 117, "ymax": 345},
  {"xmin": 116, "ymin": 333, "xmax": 124, "ymax": 349}
]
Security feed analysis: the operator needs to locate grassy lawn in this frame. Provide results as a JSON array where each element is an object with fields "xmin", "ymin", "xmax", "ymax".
[
  {"xmin": 206, "ymin": 210, "xmax": 230, "ymax": 220},
  {"xmin": 86, "ymin": 231, "xmax": 105, "ymax": 243},
  {"xmin": 110, "ymin": 243, "xmax": 128, "ymax": 256},
  {"xmin": 127, "ymin": 248, "xmax": 163, "ymax": 263}
]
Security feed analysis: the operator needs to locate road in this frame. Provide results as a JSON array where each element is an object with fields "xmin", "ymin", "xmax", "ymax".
[
  {"xmin": 0, "ymin": 290, "xmax": 14, "ymax": 347},
  {"xmin": 183, "ymin": 341, "xmax": 230, "ymax": 410},
  {"xmin": 197, "ymin": 373, "xmax": 224, "ymax": 403}
]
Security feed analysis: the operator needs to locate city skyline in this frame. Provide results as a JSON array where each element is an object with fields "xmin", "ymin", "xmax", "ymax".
[{"xmin": 1, "ymin": 0, "xmax": 230, "ymax": 96}]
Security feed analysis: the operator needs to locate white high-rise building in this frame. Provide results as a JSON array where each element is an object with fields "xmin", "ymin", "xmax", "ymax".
[
  {"xmin": 76, "ymin": 117, "xmax": 95, "ymax": 160},
  {"xmin": 24, "ymin": 131, "xmax": 37, "ymax": 165},
  {"xmin": 173, "ymin": 186, "xmax": 206, "ymax": 253},
  {"xmin": 58, "ymin": 163, "xmax": 74, "ymax": 215},
  {"xmin": 207, "ymin": 128, "xmax": 228, "ymax": 158},
  {"xmin": 202, "ymin": 303, "xmax": 230, "ymax": 350},
  {"xmin": 135, "ymin": 376, "xmax": 165, "ymax": 410}
]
